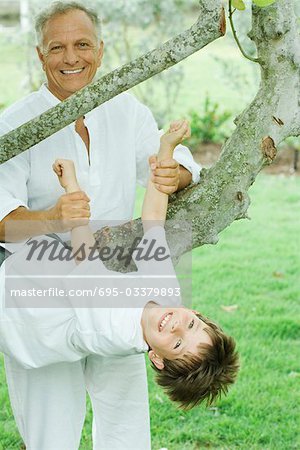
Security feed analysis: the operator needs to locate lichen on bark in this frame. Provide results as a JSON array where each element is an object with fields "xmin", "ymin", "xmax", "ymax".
[{"xmin": 93, "ymin": 0, "xmax": 300, "ymax": 264}]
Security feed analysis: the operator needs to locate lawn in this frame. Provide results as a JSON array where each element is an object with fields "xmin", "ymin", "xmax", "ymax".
[{"xmin": 0, "ymin": 174, "xmax": 299, "ymax": 449}]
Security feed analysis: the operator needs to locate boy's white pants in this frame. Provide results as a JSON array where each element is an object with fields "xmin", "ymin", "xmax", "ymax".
[{"xmin": 5, "ymin": 353, "xmax": 151, "ymax": 450}]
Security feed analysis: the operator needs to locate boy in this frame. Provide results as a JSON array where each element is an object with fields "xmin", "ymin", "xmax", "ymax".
[{"xmin": 0, "ymin": 121, "xmax": 239, "ymax": 409}]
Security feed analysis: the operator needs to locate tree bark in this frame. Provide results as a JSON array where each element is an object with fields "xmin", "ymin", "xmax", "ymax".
[
  {"xmin": 94, "ymin": 0, "xmax": 300, "ymax": 267},
  {"xmin": 0, "ymin": 0, "xmax": 225, "ymax": 163}
]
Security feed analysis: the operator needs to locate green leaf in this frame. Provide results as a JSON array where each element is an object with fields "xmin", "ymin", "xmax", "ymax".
[
  {"xmin": 252, "ymin": 0, "xmax": 276, "ymax": 7},
  {"xmin": 232, "ymin": 0, "xmax": 246, "ymax": 10}
]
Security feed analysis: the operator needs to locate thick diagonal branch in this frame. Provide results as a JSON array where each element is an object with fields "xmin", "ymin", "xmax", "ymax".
[{"xmin": 0, "ymin": 0, "xmax": 225, "ymax": 164}]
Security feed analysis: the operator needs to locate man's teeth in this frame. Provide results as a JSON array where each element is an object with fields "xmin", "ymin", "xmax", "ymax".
[
  {"xmin": 61, "ymin": 69, "xmax": 84, "ymax": 74},
  {"xmin": 159, "ymin": 313, "xmax": 172, "ymax": 331}
]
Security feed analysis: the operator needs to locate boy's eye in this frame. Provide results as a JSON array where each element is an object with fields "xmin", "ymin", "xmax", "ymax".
[
  {"xmin": 188, "ymin": 319, "xmax": 194, "ymax": 329},
  {"xmin": 174, "ymin": 339, "xmax": 181, "ymax": 349}
]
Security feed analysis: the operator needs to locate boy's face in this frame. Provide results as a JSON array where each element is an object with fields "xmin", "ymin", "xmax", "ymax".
[{"xmin": 141, "ymin": 305, "xmax": 212, "ymax": 370}]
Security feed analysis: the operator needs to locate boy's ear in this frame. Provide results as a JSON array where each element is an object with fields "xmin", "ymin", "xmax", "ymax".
[{"xmin": 148, "ymin": 350, "xmax": 164, "ymax": 370}]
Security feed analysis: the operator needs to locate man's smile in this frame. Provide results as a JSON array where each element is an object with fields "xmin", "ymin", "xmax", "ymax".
[{"xmin": 60, "ymin": 68, "xmax": 85, "ymax": 75}]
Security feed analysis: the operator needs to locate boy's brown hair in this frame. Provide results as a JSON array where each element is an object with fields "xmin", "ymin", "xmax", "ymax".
[{"xmin": 151, "ymin": 312, "xmax": 239, "ymax": 409}]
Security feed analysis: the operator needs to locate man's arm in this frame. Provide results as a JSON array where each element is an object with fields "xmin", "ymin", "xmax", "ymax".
[
  {"xmin": 0, "ymin": 193, "xmax": 91, "ymax": 243},
  {"xmin": 179, "ymin": 165, "xmax": 192, "ymax": 190}
]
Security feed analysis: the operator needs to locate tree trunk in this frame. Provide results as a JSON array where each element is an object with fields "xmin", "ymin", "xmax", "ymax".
[{"xmin": 96, "ymin": 0, "xmax": 300, "ymax": 266}]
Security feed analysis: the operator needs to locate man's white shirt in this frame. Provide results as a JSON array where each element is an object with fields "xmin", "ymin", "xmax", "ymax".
[{"xmin": 0, "ymin": 83, "xmax": 200, "ymax": 252}]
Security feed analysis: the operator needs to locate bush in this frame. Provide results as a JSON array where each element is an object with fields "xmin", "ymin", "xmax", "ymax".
[{"xmin": 187, "ymin": 95, "xmax": 232, "ymax": 148}]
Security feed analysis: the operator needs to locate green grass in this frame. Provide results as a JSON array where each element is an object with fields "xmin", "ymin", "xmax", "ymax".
[
  {"xmin": 148, "ymin": 174, "xmax": 300, "ymax": 450},
  {"xmin": 1, "ymin": 175, "xmax": 299, "ymax": 449},
  {"xmin": 0, "ymin": 33, "xmax": 27, "ymax": 109}
]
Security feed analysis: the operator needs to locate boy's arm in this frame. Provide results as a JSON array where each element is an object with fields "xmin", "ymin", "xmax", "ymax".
[
  {"xmin": 53, "ymin": 159, "xmax": 95, "ymax": 264},
  {"xmin": 141, "ymin": 120, "xmax": 190, "ymax": 231}
]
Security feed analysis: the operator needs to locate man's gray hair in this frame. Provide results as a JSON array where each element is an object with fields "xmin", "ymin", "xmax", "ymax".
[{"xmin": 35, "ymin": 1, "xmax": 102, "ymax": 48}]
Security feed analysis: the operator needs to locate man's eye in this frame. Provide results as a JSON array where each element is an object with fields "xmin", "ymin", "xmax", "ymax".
[
  {"xmin": 51, "ymin": 46, "xmax": 62, "ymax": 52},
  {"xmin": 174, "ymin": 339, "xmax": 181, "ymax": 349},
  {"xmin": 188, "ymin": 319, "xmax": 194, "ymax": 329},
  {"xmin": 78, "ymin": 43, "xmax": 89, "ymax": 48}
]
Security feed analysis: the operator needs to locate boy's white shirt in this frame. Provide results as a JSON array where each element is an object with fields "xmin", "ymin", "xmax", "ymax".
[{"xmin": 0, "ymin": 226, "xmax": 181, "ymax": 369}]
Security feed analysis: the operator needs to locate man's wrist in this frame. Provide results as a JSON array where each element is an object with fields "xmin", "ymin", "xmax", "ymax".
[{"xmin": 177, "ymin": 165, "xmax": 192, "ymax": 191}]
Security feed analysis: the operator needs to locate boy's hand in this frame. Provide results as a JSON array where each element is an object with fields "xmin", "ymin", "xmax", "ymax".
[
  {"xmin": 53, "ymin": 159, "xmax": 80, "ymax": 193},
  {"xmin": 149, "ymin": 120, "xmax": 191, "ymax": 195},
  {"xmin": 160, "ymin": 119, "xmax": 190, "ymax": 151}
]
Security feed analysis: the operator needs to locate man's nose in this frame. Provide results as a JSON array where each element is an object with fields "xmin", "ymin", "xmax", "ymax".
[{"xmin": 63, "ymin": 47, "xmax": 79, "ymax": 65}]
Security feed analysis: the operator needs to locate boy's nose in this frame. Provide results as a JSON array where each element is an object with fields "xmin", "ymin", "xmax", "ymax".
[{"xmin": 171, "ymin": 320, "xmax": 182, "ymax": 332}]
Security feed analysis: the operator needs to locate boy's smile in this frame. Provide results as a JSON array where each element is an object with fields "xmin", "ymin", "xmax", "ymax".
[{"xmin": 141, "ymin": 304, "xmax": 212, "ymax": 369}]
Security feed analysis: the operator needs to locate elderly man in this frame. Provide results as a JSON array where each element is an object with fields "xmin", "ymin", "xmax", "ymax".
[{"xmin": 0, "ymin": 2, "xmax": 200, "ymax": 449}]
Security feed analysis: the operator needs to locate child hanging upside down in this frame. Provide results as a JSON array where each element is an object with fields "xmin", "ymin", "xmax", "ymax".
[{"xmin": 0, "ymin": 120, "xmax": 239, "ymax": 409}]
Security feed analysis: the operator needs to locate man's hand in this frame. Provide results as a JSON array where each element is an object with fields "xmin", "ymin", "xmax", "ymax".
[
  {"xmin": 47, "ymin": 191, "xmax": 91, "ymax": 232},
  {"xmin": 149, "ymin": 156, "xmax": 181, "ymax": 195}
]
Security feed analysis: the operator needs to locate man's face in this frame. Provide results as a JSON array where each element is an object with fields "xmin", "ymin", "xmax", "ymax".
[
  {"xmin": 36, "ymin": 9, "xmax": 104, "ymax": 100},
  {"xmin": 141, "ymin": 305, "xmax": 212, "ymax": 370}
]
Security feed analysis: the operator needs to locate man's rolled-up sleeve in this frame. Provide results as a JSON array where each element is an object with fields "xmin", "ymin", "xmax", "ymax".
[
  {"xmin": 173, "ymin": 143, "xmax": 201, "ymax": 183},
  {"xmin": 134, "ymin": 99, "xmax": 201, "ymax": 186}
]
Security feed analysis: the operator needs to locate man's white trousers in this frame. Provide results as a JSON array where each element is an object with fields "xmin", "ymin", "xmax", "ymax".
[{"xmin": 5, "ymin": 353, "xmax": 151, "ymax": 450}]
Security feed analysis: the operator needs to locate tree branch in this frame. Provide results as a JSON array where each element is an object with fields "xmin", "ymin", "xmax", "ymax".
[
  {"xmin": 228, "ymin": 0, "xmax": 259, "ymax": 63},
  {"xmin": 0, "ymin": 0, "xmax": 225, "ymax": 164},
  {"xmin": 92, "ymin": 0, "xmax": 300, "ymax": 269}
]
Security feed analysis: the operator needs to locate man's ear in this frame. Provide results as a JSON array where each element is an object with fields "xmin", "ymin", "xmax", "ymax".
[
  {"xmin": 148, "ymin": 350, "xmax": 164, "ymax": 370},
  {"xmin": 36, "ymin": 46, "xmax": 45, "ymax": 69},
  {"xmin": 97, "ymin": 40, "xmax": 104, "ymax": 67}
]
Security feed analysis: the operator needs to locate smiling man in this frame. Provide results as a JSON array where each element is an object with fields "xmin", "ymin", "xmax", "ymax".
[
  {"xmin": 36, "ymin": 8, "xmax": 104, "ymax": 101},
  {"xmin": 0, "ymin": 1, "xmax": 202, "ymax": 449}
]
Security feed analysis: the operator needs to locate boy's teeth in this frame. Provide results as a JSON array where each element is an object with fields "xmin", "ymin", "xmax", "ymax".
[{"xmin": 160, "ymin": 313, "xmax": 172, "ymax": 331}]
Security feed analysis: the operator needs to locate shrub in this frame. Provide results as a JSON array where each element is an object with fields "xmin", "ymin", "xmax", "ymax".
[{"xmin": 187, "ymin": 95, "xmax": 232, "ymax": 148}]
